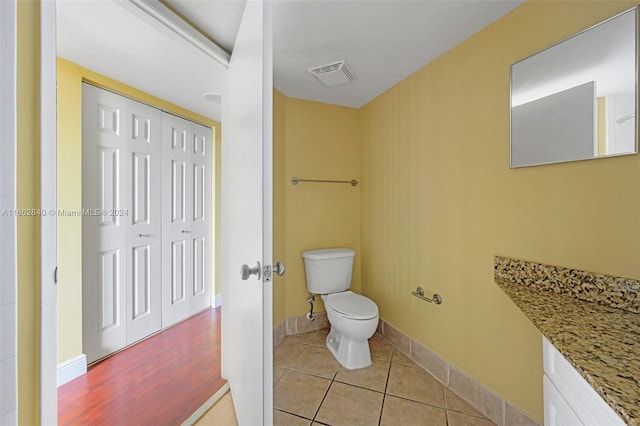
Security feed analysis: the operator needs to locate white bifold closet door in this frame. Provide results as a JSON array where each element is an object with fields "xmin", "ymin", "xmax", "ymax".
[
  {"xmin": 161, "ymin": 112, "xmax": 212, "ymax": 328},
  {"xmin": 82, "ymin": 83, "xmax": 162, "ymax": 363},
  {"xmin": 82, "ymin": 84, "xmax": 212, "ymax": 363}
]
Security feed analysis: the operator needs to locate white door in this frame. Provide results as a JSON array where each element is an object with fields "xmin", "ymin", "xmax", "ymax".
[
  {"xmin": 83, "ymin": 85, "xmax": 128, "ymax": 362},
  {"xmin": 126, "ymin": 100, "xmax": 163, "ymax": 344},
  {"xmin": 161, "ymin": 113, "xmax": 193, "ymax": 327},
  {"xmin": 221, "ymin": 1, "xmax": 274, "ymax": 424},
  {"xmin": 161, "ymin": 113, "xmax": 213, "ymax": 326},
  {"xmin": 188, "ymin": 121, "xmax": 213, "ymax": 314},
  {"xmin": 83, "ymin": 84, "xmax": 162, "ymax": 362}
]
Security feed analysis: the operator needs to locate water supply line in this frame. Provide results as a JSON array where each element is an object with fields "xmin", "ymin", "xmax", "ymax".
[{"xmin": 306, "ymin": 295, "xmax": 316, "ymax": 321}]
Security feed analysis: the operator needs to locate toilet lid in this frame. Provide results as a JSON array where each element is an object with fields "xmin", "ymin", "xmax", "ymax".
[{"xmin": 325, "ymin": 291, "xmax": 378, "ymax": 320}]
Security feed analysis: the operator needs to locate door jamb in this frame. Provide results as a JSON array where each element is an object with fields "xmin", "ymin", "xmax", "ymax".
[
  {"xmin": 40, "ymin": 0, "xmax": 58, "ymax": 423},
  {"xmin": 0, "ymin": 0, "xmax": 18, "ymax": 422}
]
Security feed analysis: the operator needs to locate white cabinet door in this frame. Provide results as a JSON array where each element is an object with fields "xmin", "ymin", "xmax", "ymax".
[
  {"xmin": 543, "ymin": 337, "xmax": 625, "ymax": 426},
  {"xmin": 544, "ymin": 375, "xmax": 582, "ymax": 426},
  {"xmin": 222, "ymin": 0, "xmax": 274, "ymax": 424}
]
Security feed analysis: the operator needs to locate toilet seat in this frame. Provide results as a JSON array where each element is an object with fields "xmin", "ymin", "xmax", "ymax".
[{"xmin": 325, "ymin": 291, "xmax": 378, "ymax": 320}]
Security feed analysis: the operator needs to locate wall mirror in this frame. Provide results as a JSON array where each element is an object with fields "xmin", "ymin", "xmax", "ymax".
[{"xmin": 510, "ymin": 7, "xmax": 638, "ymax": 168}]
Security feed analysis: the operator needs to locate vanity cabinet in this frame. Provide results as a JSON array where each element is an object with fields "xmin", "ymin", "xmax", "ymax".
[{"xmin": 543, "ymin": 337, "xmax": 625, "ymax": 426}]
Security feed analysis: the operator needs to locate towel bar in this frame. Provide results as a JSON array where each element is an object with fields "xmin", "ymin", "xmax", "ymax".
[{"xmin": 291, "ymin": 176, "xmax": 359, "ymax": 187}]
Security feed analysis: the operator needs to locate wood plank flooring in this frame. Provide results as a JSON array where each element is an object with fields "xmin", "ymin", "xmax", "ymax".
[{"xmin": 58, "ymin": 307, "xmax": 225, "ymax": 426}]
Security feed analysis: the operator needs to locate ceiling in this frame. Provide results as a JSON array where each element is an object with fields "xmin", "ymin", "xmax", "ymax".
[{"xmin": 57, "ymin": 0, "xmax": 525, "ymax": 122}]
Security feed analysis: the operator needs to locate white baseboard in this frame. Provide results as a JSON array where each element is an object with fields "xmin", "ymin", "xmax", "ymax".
[
  {"xmin": 57, "ymin": 354, "xmax": 87, "ymax": 387},
  {"xmin": 213, "ymin": 293, "xmax": 222, "ymax": 308}
]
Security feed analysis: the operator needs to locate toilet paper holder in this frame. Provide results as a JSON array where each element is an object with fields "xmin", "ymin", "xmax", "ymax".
[{"xmin": 412, "ymin": 287, "xmax": 442, "ymax": 304}]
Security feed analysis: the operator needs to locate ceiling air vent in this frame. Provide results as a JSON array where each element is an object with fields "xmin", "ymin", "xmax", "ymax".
[{"xmin": 308, "ymin": 61, "xmax": 356, "ymax": 86}]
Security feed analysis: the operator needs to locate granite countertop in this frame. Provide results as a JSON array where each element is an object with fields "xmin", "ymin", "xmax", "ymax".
[{"xmin": 496, "ymin": 277, "xmax": 640, "ymax": 426}]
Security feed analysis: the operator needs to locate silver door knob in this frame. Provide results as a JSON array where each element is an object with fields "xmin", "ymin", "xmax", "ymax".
[
  {"xmin": 137, "ymin": 233, "xmax": 151, "ymax": 237},
  {"xmin": 273, "ymin": 261, "xmax": 285, "ymax": 276},
  {"xmin": 241, "ymin": 261, "xmax": 261, "ymax": 280}
]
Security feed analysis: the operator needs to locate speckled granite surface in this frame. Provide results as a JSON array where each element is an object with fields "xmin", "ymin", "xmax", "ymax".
[
  {"xmin": 495, "ymin": 256, "xmax": 640, "ymax": 313},
  {"xmin": 495, "ymin": 256, "xmax": 640, "ymax": 426}
]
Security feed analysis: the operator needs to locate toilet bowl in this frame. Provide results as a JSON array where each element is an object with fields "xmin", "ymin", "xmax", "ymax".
[
  {"xmin": 302, "ymin": 248, "xmax": 379, "ymax": 370},
  {"xmin": 322, "ymin": 291, "xmax": 379, "ymax": 370}
]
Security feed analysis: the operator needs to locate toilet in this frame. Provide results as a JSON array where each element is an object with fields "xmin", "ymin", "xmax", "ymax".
[{"xmin": 302, "ymin": 248, "xmax": 379, "ymax": 370}]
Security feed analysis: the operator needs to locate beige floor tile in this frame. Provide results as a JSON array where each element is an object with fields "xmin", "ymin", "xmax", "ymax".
[
  {"xmin": 274, "ymin": 337, "xmax": 306, "ymax": 367},
  {"xmin": 315, "ymin": 382, "xmax": 384, "ymax": 426},
  {"xmin": 386, "ymin": 363, "xmax": 445, "ymax": 407},
  {"xmin": 334, "ymin": 358, "xmax": 390, "ymax": 393},
  {"xmin": 444, "ymin": 388, "xmax": 485, "ymax": 418},
  {"xmin": 308, "ymin": 328, "xmax": 330, "ymax": 347},
  {"xmin": 391, "ymin": 348, "xmax": 418, "ymax": 367},
  {"xmin": 274, "ymin": 365, "xmax": 287, "ymax": 387},
  {"xmin": 447, "ymin": 410, "xmax": 496, "ymax": 426},
  {"xmin": 291, "ymin": 330, "xmax": 317, "ymax": 344},
  {"xmin": 274, "ymin": 370, "xmax": 331, "ymax": 419},
  {"xmin": 195, "ymin": 392, "xmax": 238, "ymax": 426},
  {"xmin": 380, "ymin": 395, "xmax": 447, "ymax": 426},
  {"xmin": 369, "ymin": 334, "xmax": 394, "ymax": 361},
  {"xmin": 274, "ymin": 409, "xmax": 312, "ymax": 426},
  {"xmin": 290, "ymin": 345, "xmax": 340, "ymax": 379}
]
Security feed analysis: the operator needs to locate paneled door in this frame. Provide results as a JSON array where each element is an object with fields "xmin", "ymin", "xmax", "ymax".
[
  {"xmin": 126, "ymin": 100, "xmax": 163, "ymax": 344},
  {"xmin": 222, "ymin": 0, "xmax": 274, "ymax": 423},
  {"xmin": 188, "ymin": 121, "xmax": 213, "ymax": 314},
  {"xmin": 161, "ymin": 112, "xmax": 212, "ymax": 327},
  {"xmin": 82, "ymin": 83, "xmax": 162, "ymax": 363}
]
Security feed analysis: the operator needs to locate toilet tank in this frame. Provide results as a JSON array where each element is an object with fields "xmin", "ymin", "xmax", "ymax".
[{"xmin": 302, "ymin": 248, "xmax": 355, "ymax": 294}]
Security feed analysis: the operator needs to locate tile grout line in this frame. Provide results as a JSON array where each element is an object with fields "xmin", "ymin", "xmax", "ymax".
[
  {"xmin": 311, "ymin": 372, "xmax": 336, "ymax": 424},
  {"xmin": 441, "ymin": 373, "xmax": 450, "ymax": 426},
  {"xmin": 311, "ymin": 329, "xmax": 336, "ymax": 426},
  {"xmin": 377, "ymin": 348, "xmax": 395, "ymax": 426},
  {"xmin": 274, "ymin": 408, "xmax": 315, "ymax": 424}
]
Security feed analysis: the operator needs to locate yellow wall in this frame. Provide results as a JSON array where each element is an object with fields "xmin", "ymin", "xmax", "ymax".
[
  {"xmin": 17, "ymin": 2, "xmax": 40, "ymax": 424},
  {"xmin": 359, "ymin": 0, "xmax": 639, "ymax": 421},
  {"xmin": 277, "ymin": 97, "xmax": 361, "ymax": 318},
  {"xmin": 56, "ymin": 58, "xmax": 221, "ymax": 364}
]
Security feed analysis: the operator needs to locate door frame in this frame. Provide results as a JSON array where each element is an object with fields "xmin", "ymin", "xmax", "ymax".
[
  {"xmin": 0, "ymin": 0, "xmax": 18, "ymax": 422},
  {"xmin": 40, "ymin": 0, "xmax": 58, "ymax": 422},
  {"xmin": 39, "ymin": 1, "xmax": 230, "ymax": 423}
]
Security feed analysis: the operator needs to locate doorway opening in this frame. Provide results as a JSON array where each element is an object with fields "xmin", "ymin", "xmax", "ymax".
[{"xmin": 52, "ymin": 0, "xmax": 227, "ymax": 422}]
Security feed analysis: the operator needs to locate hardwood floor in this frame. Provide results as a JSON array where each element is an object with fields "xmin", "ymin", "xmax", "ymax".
[{"xmin": 58, "ymin": 307, "xmax": 225, "ymax": 425}]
